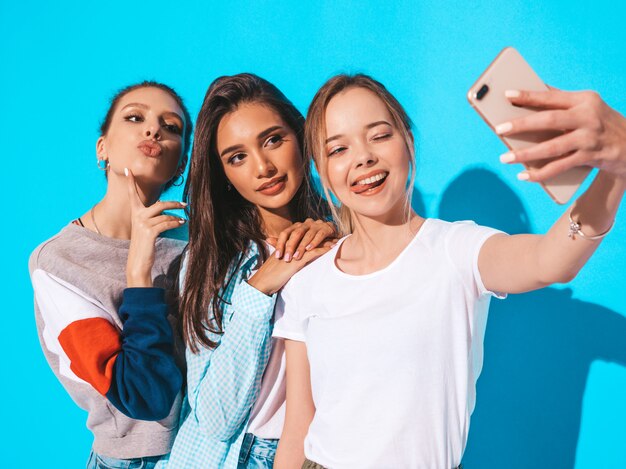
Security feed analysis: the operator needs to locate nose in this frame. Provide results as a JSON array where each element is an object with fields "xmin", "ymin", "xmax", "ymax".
[
  {"xmin": 253, "ymin": 151, "xmax": 277, "ymax": 178},
  {"xmin": 354, "ymin": 143, "xmax": 378, "ymax": 169},
  {"xmin": 144, "ymin": 122, "xmax": 161, "ymax": 140}
]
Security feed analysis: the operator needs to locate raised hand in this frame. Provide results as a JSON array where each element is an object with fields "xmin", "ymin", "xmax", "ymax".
[
  {"xmin": 247, "ymin": 245, "xmax": 333, "ymax": 296},
  {"xmin": 267, "ymin": 218, "xmax": 337, "ymax": 262},
  {"xmin": 125, "ymin": 168, "xmax": 186, "ymax": 287},
  {"xmin": 497, "ymin": 88, "xmax": 626, "ymax": 182}
]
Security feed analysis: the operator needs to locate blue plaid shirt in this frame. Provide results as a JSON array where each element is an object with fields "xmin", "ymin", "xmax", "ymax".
[{"xmin": 159, "ymin": 242, "xmax": 277, "ymax": 468}]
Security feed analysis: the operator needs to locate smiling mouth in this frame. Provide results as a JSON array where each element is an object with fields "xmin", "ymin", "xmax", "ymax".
[{"xmin": 351, "ymin": 171, "xmax": 389, "ymax": 194}]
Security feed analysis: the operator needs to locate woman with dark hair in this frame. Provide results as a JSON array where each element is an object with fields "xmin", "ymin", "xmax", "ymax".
[
  {"xmin": 161, "ymin": 73, "xmax": 335, "ymax": 469},
  {"xmin": 29, "ymin": 82, "xmax": 192, "ymax": 469}
]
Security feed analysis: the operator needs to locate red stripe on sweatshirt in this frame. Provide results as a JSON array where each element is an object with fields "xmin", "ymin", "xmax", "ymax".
[{"xmin": 58, "ymin": 317, "xmax": 121, "ymax": 395}]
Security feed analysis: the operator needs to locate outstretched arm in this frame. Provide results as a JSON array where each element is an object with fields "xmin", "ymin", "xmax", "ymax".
[{"xmin": 480, "ymin": 170, "xmax": 625, "ymax": 294}]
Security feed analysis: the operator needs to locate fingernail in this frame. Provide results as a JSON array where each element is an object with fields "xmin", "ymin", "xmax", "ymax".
[
  {"xmin": 495, "ymin": 122, "xmax": 513, "ymax": 135},
  {"xmin": 284, "ymin": 253, "xmax": 291, "ymax": 262},
  {"xmin": 305, "ymin": 244, "xmax": 313, "ymax": 251},
  {"xmin": 505, "ymin": 89, "xmax": 521, "ymax": 98},
  {"xmin": 500, "ymin": 152, "xmax": 515, "ymax": 163},
  {"xmin": 179, "ymin": 219, "xmax": 186, "ymax": 224},
  {"xmin": 275, "ymin": 250, "xmax": 282, "ymax": 259},
  {"xmin": 517, "ymin": 171, "xmax": 530, "ymax": 181},
  {"xmin": 180, "ymin": 202, "xmax": 188, "ymax": 207},
  {"xmin": 124, "ymin": 167, "xmax": 129, "ymax": 177},
  {"xmin": 294, "ymin": 250, "xmax": 301, "ymax": 259}
]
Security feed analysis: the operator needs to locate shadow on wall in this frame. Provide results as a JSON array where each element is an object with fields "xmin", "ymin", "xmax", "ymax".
[{"xmin": 436, "ymin": 168, "xmax": 626, "ymax": 469}]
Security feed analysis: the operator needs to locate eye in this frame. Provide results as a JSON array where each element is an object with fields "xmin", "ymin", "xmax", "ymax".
[
  {"xmin": 264, "ymin": 134, "xmax": 285, "ymax": 148},
  {"xmin": 163, "ymin": 122, "xmax": 182, "ymax": 135},
  {"xmin": 372, "ymin": 132, "xmax": 392, "ymax": 141},
  {"xmin": 328, "ymin": 145, "xmax": 347, "ymax": 157},
  {"xmin": 124, "ymin": 113, "xmax": 143, "ymax": 123},
  {"xmin": 227, "ymin": 153, "xmax": 246, "ymax": 165}
]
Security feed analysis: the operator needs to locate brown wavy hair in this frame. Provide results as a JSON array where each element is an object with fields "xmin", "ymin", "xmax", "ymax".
[
  {"xmin": 181, "ymin": 73, "xmax": 327, "ymax": 352},
  {"xmin": 304, "ymin": 74, "xmax": 416, "ymax": 235}
]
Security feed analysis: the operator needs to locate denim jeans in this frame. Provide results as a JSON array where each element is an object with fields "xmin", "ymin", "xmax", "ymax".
[
  {"xmin": 236, "ymin": 433, "xmax": 279, "ymax": 469},
  {"xmin": 86, "ymin": 450, "xmax": 163, "ymax": 469}
]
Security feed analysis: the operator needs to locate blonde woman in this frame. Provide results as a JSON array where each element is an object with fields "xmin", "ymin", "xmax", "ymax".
[{"xmin": 273, "ymin": 75, "xmax": 626, "ymax": 469}]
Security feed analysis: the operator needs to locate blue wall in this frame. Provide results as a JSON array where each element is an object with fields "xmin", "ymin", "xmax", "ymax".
[{"xmin": 4, "ymin": 1, "xmax": 625, "ymax": 467}]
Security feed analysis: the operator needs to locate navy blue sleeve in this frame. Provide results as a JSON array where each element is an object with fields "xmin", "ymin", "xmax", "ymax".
[{"xmin": 106, "ymin": 287, "xmax": 183, "ymax": 421}]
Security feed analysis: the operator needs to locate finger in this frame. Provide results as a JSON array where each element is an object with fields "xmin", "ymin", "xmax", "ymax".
[
  {"xmin": 125, "ymin": 168, "xmax": 144, "ymax": 211},
  {"xmin": 303, "ymin": 227, "xmax": 335, "ymax": 253},
  {"xmin": 517, "ymin": 151, "xmax": 589, "ymax": 182},
  {"xmin": 274, "ymin": 224, "xmax": 298, "ymax": 259},
  {"xmin": 504, "ymin": 88, "xmax": 581, "ymax": 110},
  {"xmin": 143, "ymin": 200, "xmax": 187, "ymax": 218},
  {"xmin": 151, "ymin": 219, "xmax": 187, "ymax": 236},
  {"xmin": 283, "ymin": 227, "xmax": 307, "ymax": 262},
  {"xmin": 500, "ymin": 130, "xmax": 582, "ymax": 165},
  {"xmin": 147, "ymin": 214, "xmax": 186, "ymax": 227},
  {"xmin": 292, "ymin": 229, "xmax": 318, "ymax": 260},
  {"xmin": 496, "ymin": 109, "xmax": 580, "ymax": 136},
  {"xmin": 301, "ymin": 245, "xmax": 333, "ymax": 264},
  {"xmin": 321, "ymin": 238, "xmax": 339, "ymax": 248}
]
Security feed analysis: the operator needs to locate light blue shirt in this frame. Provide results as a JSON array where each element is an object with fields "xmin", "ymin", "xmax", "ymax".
[{"xmin": 159, "ymin": 242, "xmax": 277, "ymax": 468}]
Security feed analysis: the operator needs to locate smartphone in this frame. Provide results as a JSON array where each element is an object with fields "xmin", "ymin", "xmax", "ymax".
[{"xmin": 467, "ymin": 47, "xmax": 591, "ymax": 204}]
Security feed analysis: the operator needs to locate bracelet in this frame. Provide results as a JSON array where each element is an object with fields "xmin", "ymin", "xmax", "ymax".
[{"xmin": 568, "ymin": 207, "xmax": 615, "ymax": 241}]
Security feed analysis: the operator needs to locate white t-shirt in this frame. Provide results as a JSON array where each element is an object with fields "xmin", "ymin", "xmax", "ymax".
[
  {"xmin": 246, "ymin": 243, "xmax": 286, "ymax": 439},
  {"xmin": 273, "ymin": 219, "xmax": 505, "ymax": 469}
]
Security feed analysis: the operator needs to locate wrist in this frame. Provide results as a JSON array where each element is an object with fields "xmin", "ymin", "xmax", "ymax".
[
  {"xmin": 127, "ymin": 274, "xmax": 153, "ymax": 288},
  {"xmin": 598, "ymin": 169, "xmax": 626, "ymax": 192},
  {"xmin": 247, "ymin": 273, "xmax": 277, "ymax": 296}
]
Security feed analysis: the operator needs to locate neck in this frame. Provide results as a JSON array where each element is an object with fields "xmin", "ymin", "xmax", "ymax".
[
  {"xmin": 347, "ymin": 197, "xmax": 423, "ymax": 261},
  {"xmin": 92, "ymin": 173, "xmax": 164, "ymax": 240},
  {"xmin": 258, "ymin": 204, "xmax": 293, "ymax": 238}
]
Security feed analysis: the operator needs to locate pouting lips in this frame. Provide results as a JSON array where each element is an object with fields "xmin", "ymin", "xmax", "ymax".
[
  {"xmin": 351, "ymin": 172, "xmax": 388, "ymax": 194},
  {"xmin": 138, "ymin": 141, "xmax": 163, "ymax": 157}
]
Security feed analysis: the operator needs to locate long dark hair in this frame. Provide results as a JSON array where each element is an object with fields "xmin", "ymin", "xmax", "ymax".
[{"xmin": 181, "ymin": 73, "xmax": 327, "ymax": 352}]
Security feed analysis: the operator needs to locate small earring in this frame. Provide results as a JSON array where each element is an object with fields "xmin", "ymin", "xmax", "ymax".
[
  {"xmin": 97, "ymin": 158, "xmax": 109, "ymax": 171},
  {"xmin": 172, "ymin": 174, "xmax": 185, "ymax": 187},
  {"xmin": 227, "ymin": 182, "xmax": 232, "ymax": 191}
]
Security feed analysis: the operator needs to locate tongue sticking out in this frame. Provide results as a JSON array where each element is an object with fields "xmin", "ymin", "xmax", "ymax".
[{"xmin": 351, "ymin": 174, "xmax": 388, "ymax": 194}]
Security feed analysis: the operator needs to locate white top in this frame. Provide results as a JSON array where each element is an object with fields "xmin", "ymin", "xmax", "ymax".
[
  {"xmin": 246, "ymin": 244, "xmax": 286, "ymax": 439},
  {"xmin": 273, "ymin": 219, "xmax": 505, "ymax": 469}
]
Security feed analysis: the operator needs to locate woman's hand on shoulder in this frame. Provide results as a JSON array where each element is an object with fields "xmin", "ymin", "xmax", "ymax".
[
  {"xmin": 268, "ymin": 218, "xmax": 338, "ymax": 262},
  {"xmin": 247, "ymin": 244, "xmax": 333, "ymax": 296},
  {"xmin": 125, "ymin": 168, "xmax": 186, "ymax": 287},
  {"xmin": 498, "ymin": 88, "xmax": 626, "ymax": 182}
]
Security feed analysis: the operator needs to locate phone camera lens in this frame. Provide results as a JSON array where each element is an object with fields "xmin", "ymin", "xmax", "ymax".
[{"xmin": 476, "ymin": 84, "xmax": 489, "ymax": 100}]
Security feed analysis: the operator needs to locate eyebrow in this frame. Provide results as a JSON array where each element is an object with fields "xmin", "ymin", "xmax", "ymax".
[
  {"xmin": 121, "ymin": 103, "xmax": 184, "ymax": 124},
  {"xmin": 219, "ymin": 125, "xmax": 286, "ymax": 158},
  {"xmin": 325, "ymin": 120, "xmax": 392, "ymax": 144}
]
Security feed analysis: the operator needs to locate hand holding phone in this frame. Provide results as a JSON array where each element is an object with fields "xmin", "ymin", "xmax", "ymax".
[{"xmin": 468, "ymin": 47, "xmax": 591, "ymax": 204}]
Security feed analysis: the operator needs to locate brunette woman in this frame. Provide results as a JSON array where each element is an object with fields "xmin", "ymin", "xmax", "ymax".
[
  {"xmin": 29, "ymin": 82, "xmax": 192, "ymax": 469},
  {"xmin": 162, "ymin": 74, "xmax": 334, "ymax": 469}
]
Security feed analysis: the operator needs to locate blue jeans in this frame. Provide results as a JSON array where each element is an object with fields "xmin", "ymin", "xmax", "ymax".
[
  {"xmin": 237, "ymin": 433, "xmax": 279, "ymax": 469},
  {"xmin": 86, "ymin": 450, "xmax": 163, "ymax": 469}
]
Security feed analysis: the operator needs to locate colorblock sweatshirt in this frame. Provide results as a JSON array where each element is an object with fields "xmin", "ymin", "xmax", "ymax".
[{"xmin": 29, "ymin": 223, "xmax": 186, "ymax": 459}]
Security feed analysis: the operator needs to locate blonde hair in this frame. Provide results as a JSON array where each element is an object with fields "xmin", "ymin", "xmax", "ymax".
[{"xmin": 304, "ymin": 74, "xmax": 417, "ymax": 235}]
